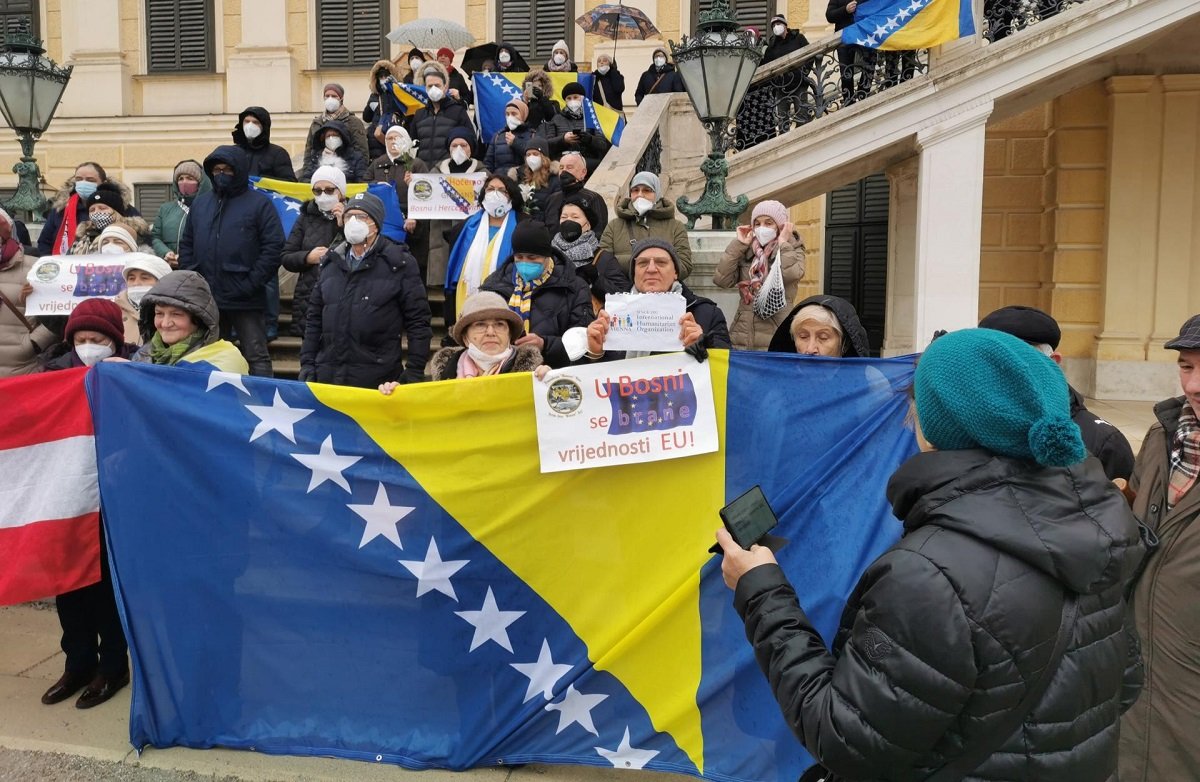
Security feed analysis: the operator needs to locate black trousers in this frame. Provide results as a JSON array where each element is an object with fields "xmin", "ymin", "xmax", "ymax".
[
  {"xmin": 220, "ymin": 308, "xmax": 273, "ymax": 377},
  {"xmin": 55, "ymin": 528, "xmax": 128, "ymax": 677}
]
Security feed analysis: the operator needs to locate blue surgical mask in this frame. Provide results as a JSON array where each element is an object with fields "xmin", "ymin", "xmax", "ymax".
[
  {"xmin": 74, "ymin": 180, "xmax": 98, "ymax": 198},
  {"xmin": 516, "ymin": 261, "xmax": 544, "ymax": 282}
]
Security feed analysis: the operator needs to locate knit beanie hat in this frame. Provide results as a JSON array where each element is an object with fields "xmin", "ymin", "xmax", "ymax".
[
  {"xmin": 66, "ymin": 298, "xmax": 125, "ymax": 347},
  {"xmin": 173, "ymin": 160, "xmax": 203, "ymax": 183},
  {"xmin": 344, "ymin": 191, "xmax": 386, "ymax": 228},
  {"xmin": 87, "ymin": 183, "xmax": 126, "ymax": 216},
  {"xmin": 631, "ymin": 171, "xmax": 660, "ymax": 199},
  {"xmin": 310, "ymin": 164, "xmax": 348, "ymax": 196},
  {"xmin": 323, "ymin": 82, "xmax": 345, "ymax": 99},
  {"xmin": 914, "ymin": 328, "xmax": 1086, "ymax": 467},
  {"xmin": 752, "ymin": 200, "xmax": 789, "ymax": 229},
  {"xmin": 122, "ymin": 252, "xmax": 173, "ymax": 282},
  {"xmin": 552, "ymin": 40, "xmax": 570, "ymax": 56},
  {"xmin": 447, "ymin": 126, "xmax": 475, "ymax": 153},
  {"xmin": 525, "ymin": 135, "xmax": 549, "ymax": 156},
  {"xmin": 437, "ymin": 47, "xmax": 455, "ymax": 61},
  {"xmin": 505, "ymin": 98, "xmax": 529, "ymax": 123},
  {"xmin": 98, "ymin": 223, "xmax": 138, "ymax": 252},
  {"xmin": 631, "ymin": 237, "xmax": 680, "ymax": 275},
  {"xmin": 511, "ymin": 221, "xmax": 555, "ymax": 258},
  {"xmin": 562, "ymin": 81, "xmax": 586, "ymax": 99}
]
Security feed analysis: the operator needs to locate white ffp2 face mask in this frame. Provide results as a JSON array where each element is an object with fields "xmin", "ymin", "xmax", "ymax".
[
  {"xmin": 324, "ymin": 96, "xmax": 341, "ymax": 113},
  {"xmin": 450, "ymin": 148, "xmax": 469, "ymax": 165},
  {"xmin": 526, "ymin": 155, "xmax": 543, "ymax": 172},
  {"xmin": 427, "ymin": 86, "xmax": 445, "ymax": 103},
  {"xmin": 100, "ymin": 243, "xmax": 128, "ymax": 255},
  {"xmin": 315, "ymin": 193, "xmax": 339, "ymax": 212},
  {"xmin": 632, "ymin": 197, "xmax": 654, "ymax": 215},
  {"xmin": 76, "ymin": 343, "xmax": 114, "ymax": 367},
  {"xmin": 483, "ymin": 190, "xmax": 511, "ymax": 217},
  {"xmin": 654, "ymin": 56, "xmax": 667, "ymax": 68},
  {"xmin": 553, "ymin": 53, "xmax": 567, "ymax": 65},
  {"xmin": 325, "ymin": 135, "xmax": 343, "ymax": 151},
  {"xmin": 506, "ymin": 115, "xmax": 521, "ymax": 130},
  {"xmin": 773, "ymin": 23, "xmax": 787, "ymax": 36},
  {"xmin": 125, "ymin": 285, "xmax": 152, "ymax": 309},
  {"xmin": 754, "ymin": 225, "xmax": 778, "ymax": 245},
  {"xmin": 597, "ymin": 65, "xmax": 610, "ymax": 75},
  {"xmin": 242, "ymin": 121, "xmax": 262, "ymax": 140},
  {"xmin": 344, "ymin": 216, "xmax": 370, "ymax": 245}
]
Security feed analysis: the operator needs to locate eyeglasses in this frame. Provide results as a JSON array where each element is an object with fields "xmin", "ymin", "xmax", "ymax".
[
  {"xmin": 312, "ymin": 187, "xmax": 339, "ymax": 196},
  {"xmin": 467, "ymin": 320, "xmax": 509, "ymax": 333}
]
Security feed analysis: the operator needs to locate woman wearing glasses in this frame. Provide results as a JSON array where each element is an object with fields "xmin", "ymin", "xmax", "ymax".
[{"xmin": 279, "ymin": 166, "xmax": 347, "ymax": 337}]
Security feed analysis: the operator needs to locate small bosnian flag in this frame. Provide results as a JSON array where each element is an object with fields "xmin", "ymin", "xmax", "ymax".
[{"xmin": 0, "ymin": 368, "xmax": 101, "ymax": 605}]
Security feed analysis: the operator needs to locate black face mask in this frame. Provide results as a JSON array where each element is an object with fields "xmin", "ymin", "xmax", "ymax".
[
  {"xmin": 559, "ymin": 171, "xmax": 580, "ymax": 191},
  {"xmin": 212, "ymin": 172, "xmax": 236, "ymax": 193},
  {"xmin": 558, "ymin": 219, "xmax": 583, "ymax": 242}
]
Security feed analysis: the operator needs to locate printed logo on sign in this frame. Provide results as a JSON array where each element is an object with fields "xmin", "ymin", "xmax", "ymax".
[
  {"xmin": 599, "ymin": 372, "xmax": 697, "ymax": 435},
  {"xmin": 35, "ymin": 261, "xmax": 59, "ymax": 282},
  {"xmin": 545, "ymin": 377, "xmax": 584, "ymax": 416},
  {"xmin": 413, "ymin": 180, "xmax": 434, "ymax": 201}
]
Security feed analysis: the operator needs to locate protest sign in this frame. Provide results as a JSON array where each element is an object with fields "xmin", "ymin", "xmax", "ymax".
[
  {"xmin": 407, "ymin": 173, "xmax": 486, "ymax": 220},
  {"xmin": 602, "ymin": 292, "xmax": 686, "ymax": 352},
  {"xmin": 532, "ymin": 353, "xmax": 718, "ymax": 473},
  {"xmin": 25, "ymin": 254, "xmax": 125, "ymax": 316}
]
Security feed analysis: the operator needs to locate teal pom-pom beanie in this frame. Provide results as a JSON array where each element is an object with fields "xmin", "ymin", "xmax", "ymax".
[{"xmin": 914, "ymin": 328, "xmax": 1087, "ymax": 467}]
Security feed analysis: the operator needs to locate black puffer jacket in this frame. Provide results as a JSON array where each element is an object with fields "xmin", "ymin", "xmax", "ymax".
[
  {"xmin": 299, "ymin": 120, "xmax": 370, "ymax": 183},
  {"xmin": 411, "ymin": 99, "xmax": 476, "ymax": 167},
  {"xmin": 480, "ymin": 257, "xmax": 593, "ymax": 368},
  {"xmin": 300, "ymin": 236, "xmax": 432, "ymax": 387},
  {"xmin": 543, "ymin": 110, "xmax": 612, "ymax": 173},
  {"xmin": 735, "ymin": 449, "xmax": 1144, "ymax": 782},
  {"xmin": 1069, "ymin": 386, "xmax": 1135, "ymax": 481},
  {"xmin": 280, "ymin": 200, "xmax": 343, "ymax": 338},
  {"xmin": 232, "ymin": 107, "xmax": 297, "ymax": 181}
]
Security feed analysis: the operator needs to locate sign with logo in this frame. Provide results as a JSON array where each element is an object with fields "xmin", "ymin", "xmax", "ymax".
[
  {"xmin": 407, "ymin": 173, "xmax": 487, "ymax": 220},
  {"xmin": 532, "ymin": 354, "xmax": 718, "ymax": 473},
  {"xmin": 602, "ymin": 291, "xmax": 687, "ymax": 352},
  {"xmin": 25, "ymin": 254, "xmax": 126, "ymax": 316}
]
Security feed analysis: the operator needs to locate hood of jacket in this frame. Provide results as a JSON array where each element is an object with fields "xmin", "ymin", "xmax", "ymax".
[
  {"xmin": 767, "ymin": 293, "xmax": 871, "ymax": 357},
  {"xmin": 614, "ymin": 196, "xmax": 678, "ymax": 222},
  {"xmin": 886, "ymin": 448, "xmax": 1143, "ymax": 596},
  {"xmin": 369, "ymin": 58, "xmax": 403, "ymax": 93},
  {"xmin": 51, "ymin": 176, "xmax": 134, "ymax": 212},
  {"xmin": 522, "ymin": 68, "xmax": 554, "ymax": 99},
  {"xmin": 169, "ymin": 161, "xmax": 213, "ymax": 200},
  {"xmin": 203, "ymin": 146, "xmax": 251, "ymax": 196},
  {"xmin": 309, "ymin": 118, "xmax": 353, "ymax": 149},
  {"xmin": 233, "ymin": 107, "xmax": 274, "ymax": 147},
  {"xmin": 415, "ymin": 60, "xmax": 451, "ymax": 91},
  {"xmin": 137, "ymin": 269, "xmax": 220, "ymax": 344}
]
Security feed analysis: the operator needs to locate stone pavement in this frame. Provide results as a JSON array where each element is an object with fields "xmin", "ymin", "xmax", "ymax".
[{"xmin": 0, "ymin": 400, "xmax": 1159, "ymax": 780}]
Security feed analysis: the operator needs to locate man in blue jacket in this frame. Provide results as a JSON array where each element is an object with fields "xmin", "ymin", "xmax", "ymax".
[{"xmin": 179, "ymin": 146, "xmax": 284, "ymax": 377}]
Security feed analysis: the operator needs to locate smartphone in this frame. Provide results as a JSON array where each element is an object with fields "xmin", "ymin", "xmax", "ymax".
[{"xmin": 719, "ymin": 485, "xmax": 779, "ymax": 550}]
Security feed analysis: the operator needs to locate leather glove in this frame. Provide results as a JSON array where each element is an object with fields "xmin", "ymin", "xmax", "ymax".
[{"xmin": 685, "ymin": 341, "xmax": 709, "ymax": 364}]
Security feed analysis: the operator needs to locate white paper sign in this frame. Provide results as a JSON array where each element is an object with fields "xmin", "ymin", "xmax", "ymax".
[
  {"xmin": 602, "ymin": 291, "xmax": 687, "ymax": 352},
  {"xmin": 407, "ymin": 173, "xmax": 487, "ymax": 220},
  {"xmin": 532, "ymin": 353, "xmax": 719, "ymax": 473},
  {"xmin": 25, "ymin": 254, "xmax": 125, "ymax": 316}
]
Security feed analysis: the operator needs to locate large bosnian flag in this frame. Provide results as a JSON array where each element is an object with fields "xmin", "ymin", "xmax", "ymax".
[{"xmin": 0, "ymin": 368, "xmax": 100, "ymax": 604}]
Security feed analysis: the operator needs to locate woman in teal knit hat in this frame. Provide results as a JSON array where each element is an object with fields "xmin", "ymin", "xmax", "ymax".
[{"xmin": 716, "ymin": 328, "xmax": 1145, "ymax": 782}]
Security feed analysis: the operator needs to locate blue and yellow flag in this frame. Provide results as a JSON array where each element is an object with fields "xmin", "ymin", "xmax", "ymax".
[
  {"xmin": 474, "ymin": 71, "xmax": 625, "ymax": 146},
  {"xmin": 387, "ymin": 79, "xmax": 429, "ymax": 117},
  {"xmin": 250, "ymin": 177, "xmax": 406, "ymax": 243},
  {"xmin": 842, "ymin": 0, "xmax": 974, "ymax": 49},
  {"xmin": 87, "ymin": 352, "xmax": 916, "ymax": 780}
]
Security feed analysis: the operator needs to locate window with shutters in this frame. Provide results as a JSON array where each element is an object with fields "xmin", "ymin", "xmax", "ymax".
[
  {"xmin": 0, "ymin": 0, "xmax": 37, "ymax": 37},
  {"xmin": 146, "ymin": 0, "xmax": 213, "ymax": 73},
  {"xmin": 824, "ymin": 173, "xmax": 889, "ymax": 355},
  {"xmin": 692, "ymin": 0, "xmax": 772, "ymax": 29},
  {"xmin": 496, "ymin": 0, "xmax": 572, "ymax": 64},
  {"xmin": 317, "ymin": 0, "xmax": 388, "ymax": 68},
  {"xmin": 135, "ymin": 183, "xmax": 173, "ymax": 223}
]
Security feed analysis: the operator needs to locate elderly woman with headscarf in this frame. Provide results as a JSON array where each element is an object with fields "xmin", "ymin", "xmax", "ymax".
[
  {"xmin": 768, "ymin": 294, "xmax": 872, "ymax": 357},
  {"xmin": 714, "ymin": 200, "xmax": 806, "ymax": 351},
  {"xmin": 126, "ymin": 270, "xmax": 248, "ymax": 372}
]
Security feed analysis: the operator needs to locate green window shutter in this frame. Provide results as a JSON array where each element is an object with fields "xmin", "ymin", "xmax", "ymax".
[
  {"xmin": 146, "ymin": 0, "xmax": 214, "ymax": 73},
  {"xmin": 0, "ymin": 0, "xmax": 36, "ymax": 37},
  {"xmin": 497, "ymin": 0, "xmax": 570, "ymax": 64},
  {"xmin": 696, "ymin": 0, "xmax": 771, "ymax": 28},
  {"xmin": 134, "ymin": 183, "xmax": 173, "ymax": 224},
  {"xmin": 318, "ymin": 0, "xmax": 387, "ymax": 68}
]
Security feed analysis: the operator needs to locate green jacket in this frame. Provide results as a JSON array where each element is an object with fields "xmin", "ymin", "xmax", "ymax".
[
  {"xmin": 598, "ymin": 197, "xmax": 693, "ymax": 280},
  {"xmin": 150, "ymin": 167, "xmax": 212, "ymax": 258}
]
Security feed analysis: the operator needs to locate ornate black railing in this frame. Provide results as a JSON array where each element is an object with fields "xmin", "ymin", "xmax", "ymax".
[
  {"xmin": 982, "ymin": 0, "xmax": 1087, "ymax": 41},
  {"xmin": 733, "ymin": 37, "xmax": 929, "ymax": 152},
  {"xmin": 635, "ymin": 128, "xmax": 663, "ymax": 175}
]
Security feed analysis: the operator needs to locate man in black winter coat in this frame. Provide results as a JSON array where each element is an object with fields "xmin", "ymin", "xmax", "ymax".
[
  {"xmin": 718, "ymin": 327, "xmax": 1143, "ymax": 782},
  {"xmin": 978, "ymin": 304, "xmax": 1134, "ymax": 480},
  {"xmin": 179, "ymin": 146, "xmax": 283, "ymax": 377},
  {"xmin": 544, "ymin": 82, "xmax": 612, "ymax": 173},
  {"xmin": 411, "ymin": 61, "xmax": 478, "ymax": 167},
  {"xmin": 541, "ymin": 153, "xmax": 610, "ymax": 233},
  {"xmin": 232, "ymin": 107, "xmax": 297, "ymax": 182}
]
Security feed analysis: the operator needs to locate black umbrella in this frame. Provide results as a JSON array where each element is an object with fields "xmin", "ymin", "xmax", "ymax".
[{"xmin": 460, "ymin": 42, "xmax": 530, "ymax": 75}]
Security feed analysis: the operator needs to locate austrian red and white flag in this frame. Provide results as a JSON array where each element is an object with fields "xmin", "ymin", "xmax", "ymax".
[{"xmin": 0, "ymin": 368, "xmax": 101, "ymax": 605}]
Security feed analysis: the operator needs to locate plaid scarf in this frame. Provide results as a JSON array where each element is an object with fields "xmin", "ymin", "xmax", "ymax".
[
  {"xmin": 1169, "ymin": 402, "xmax": 1200, "ymax": 508},
  {"xmin": 508, "ymin": 259, "xmax": 554, "ymax": 334}
]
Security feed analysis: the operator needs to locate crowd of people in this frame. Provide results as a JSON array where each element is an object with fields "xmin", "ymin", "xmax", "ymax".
[{"xmin": 3, "ymin": 23, "xmax": 1198, "ymax": 782}]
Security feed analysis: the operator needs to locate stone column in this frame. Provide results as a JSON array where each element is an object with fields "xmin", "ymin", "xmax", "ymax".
[
  {"xmin": 882, "ymin": 157, "xmax": 918, "ymax": 356},
  {"xmin": 56, "ymin": 0, "xmax": 130, "ymax": 117},
  {"xmin": 909, "ymin": 102, "xmax": 992, "ymax": 349},
  {"xmin": 225, "ymin": 0, "xmax": 297, "ymax": 113}
]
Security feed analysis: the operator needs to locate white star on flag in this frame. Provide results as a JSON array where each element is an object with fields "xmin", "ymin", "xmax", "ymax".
[
  {"xmin": 346, "ymin": 482, "xmax": 413, "ymax": 549},
  {"xmin": 291, "ymin": 435, "xmax": 361, "ymax": 492},
  {"xmin": 873, "ymin": 23, "xmax": 888, "ymax": 37},
  {"xmin": 454, "ymin": 587, "xmax": 525, "ymax": 652},
  {"xmin": 399, "ymin": 538, "xmax": 469, "ymax": 600},
  {"xmin": 908, "ymin": 0, "xmax": 924, "ymax": 12},
  {"xmin": 511, "ymin": 639, "xmax": 573, "ymax": 702},
  {"xmin": 286, "ymin": 200, "xmax": 302, "ymax": 213},
  {"xmin": 886, "ymin": 18, "xmax": 899, "ymax": 30},
  {"xmin": 897, "ymin": 7, "xmax": 912, "ymax": 19},
  {"xmin": 246, "ymin": 390, "xmax": 314, "ymax": 443},
  {"xmin": 206, "ymin": 370, "xmax": 249, "ymax": 394},
  {"xmin": 595, "ymin": 727, "xmax": 659, "ymax": 769},
  {"xmin": 545, "ymin": 684, "xmax": 608, "ymax": 736}
]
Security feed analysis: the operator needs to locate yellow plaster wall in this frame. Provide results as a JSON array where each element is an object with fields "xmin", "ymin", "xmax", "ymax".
[
  {"xmin": 44, "ymin": 1, "xmax": 63, "ymax": 62},
  {"xmin": 656, "ymin": 0, "xmax": 682, "ymax": 49},
  {"xmin": 467, "ymin": 0, "xmax": 489, "ymax": 46},
  {"xmin": 789, "ymin": 196, "xmax": 824, "ymax": 302}
]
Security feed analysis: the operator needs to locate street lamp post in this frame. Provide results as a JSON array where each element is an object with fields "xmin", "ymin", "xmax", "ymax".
[
  {"xmin": 0, "ymin": 26, "xmax": 72, "ymax": 218},
  {"xmin": 669, "ymin": 0, "xmax": 763, "ymax": 229}
]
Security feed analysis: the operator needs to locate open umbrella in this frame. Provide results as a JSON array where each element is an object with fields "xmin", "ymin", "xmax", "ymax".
[
  {"xmin": 576, "ymin": 3, "xmax": 660, "ymax": 58},
  {"xmin": 387, "ymin": 19, "xmax": 475, "ymax": 51},
  {"xmin": 460, "ymin": 42, "xmax": 530, "ymax": 75}
]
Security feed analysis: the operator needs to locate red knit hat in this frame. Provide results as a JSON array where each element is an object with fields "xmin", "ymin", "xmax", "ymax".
[
  {"xmin": 65, "ymin": 298, "xmax": 125, "ymax": 347},
  {"xmin": 437, "ymin": 47, "xmax": 454, "ymax": 61}
]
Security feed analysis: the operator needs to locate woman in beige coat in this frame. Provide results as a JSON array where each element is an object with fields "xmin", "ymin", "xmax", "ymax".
[
  {"xmin": 0, "ymin": 209, "xmax": 57, "ymax": 376},
  {"xmin": 713, "ymin": 200, "xmax": 805, "ymax": 350}
]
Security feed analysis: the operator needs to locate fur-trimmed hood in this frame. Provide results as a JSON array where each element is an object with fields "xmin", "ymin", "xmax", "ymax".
[
  {"xmin": 522, "ymin": 68, "xmax": 554, "ymax": 100},
  {"xmin": 369, "ymin": 58, "xmax": 403, "ymax": 94},
  {"xmin": 51, "ymin": 176, "xmax": 134, "ymax": 212},
  {"xmin": 412, "ymin": 59, "xmax": 450, "ymax": 90},
  {"xmin": 430, "ymin": 345, "xmax": 542, "ymax": 380}
]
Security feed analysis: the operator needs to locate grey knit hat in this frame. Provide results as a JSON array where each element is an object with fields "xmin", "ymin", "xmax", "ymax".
[
  {"xmin": 344, "ymin": 191, "xmax": 386, "ymax": 228},
  {"xmin": 631, "ymin": 237, "xmax": 680, "ymax": 275}
]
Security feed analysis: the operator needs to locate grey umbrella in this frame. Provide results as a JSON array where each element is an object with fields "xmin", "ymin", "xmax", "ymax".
[{"xmin": 386, "ymin": 19, "xmax": 476, "ymax": 51}]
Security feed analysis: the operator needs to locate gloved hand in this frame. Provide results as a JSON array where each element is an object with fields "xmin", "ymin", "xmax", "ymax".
[
  {"xmin": 574, "ymin": 262, "xmax": 598, "ymax": 284},
  {"xmin": 685, "ymin": 341, "xmax": 708, "ymax": 363},
  {"xmin": 297, "ymin": 366, "xmax": 314, "ymax": 382}
]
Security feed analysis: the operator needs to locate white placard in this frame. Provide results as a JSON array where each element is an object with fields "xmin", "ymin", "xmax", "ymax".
[
  {"xmin": 532, "ymin": 354, "xmax": 719, "ymax": 473},
  {"xmin": 407, "ymin": 173, "xmax": 487, "ymax": 220},
  {"xmin": 25, "ymin": 254, "xmax": 125, "ymax": 316},
  {"xmin": 601, "ymin": 291, "xmax": 687, "ymax": 353}
]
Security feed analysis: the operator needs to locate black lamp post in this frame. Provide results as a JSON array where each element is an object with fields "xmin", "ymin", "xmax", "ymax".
[
  {"xmin": 669, "ymin": 0, "xmax": 763, "ymax": 229},
  {"xmin": 0, "ymin": 26, "xmax": 72, "ymax": 217}
]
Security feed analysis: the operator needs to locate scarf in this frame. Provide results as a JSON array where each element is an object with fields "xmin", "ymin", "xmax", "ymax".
[
  {"xmin": 1169, "ymin": 402, "xmax": 1200, "ymax": 508},
  {"xmin": 54, "ymin": 193, "xmax": 81, "ymax": 255},
  {"xmin": 147, "ymin": 329, "xmax": 207, "ymax": 366},
  {"xmin": 749, "ymin": 235, "xmax": 780, "ymax": 287},
  {"xmin": 551, "ymin": 229, "xmax": 600, "ymax": 264},
  {"xmin": 547, "ymin": 58, "xmax": 573, "ymax": 73},
  {"xmin": 0, "ymin": 236, "xmax": 19, "ymax": 268},
  {"xmin": 455, "ymin": 212, "xmax": 512, "ymax": 312},
  {"xmin": 508, "ymin": 259, "xmax": 555, "ymax": 333},
  {"xmin": 458, "ymin": 344, "xmax": 513, "ymax": 378}
]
